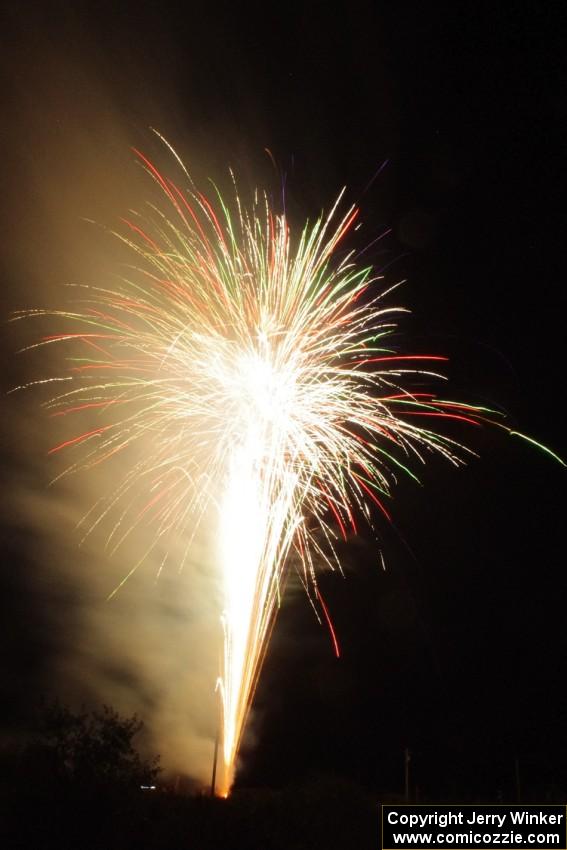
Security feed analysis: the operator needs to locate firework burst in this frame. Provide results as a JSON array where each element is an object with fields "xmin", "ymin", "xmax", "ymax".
[{"xmin": 13, "ymin": 140, "xmax": 563, "ymax": 794}]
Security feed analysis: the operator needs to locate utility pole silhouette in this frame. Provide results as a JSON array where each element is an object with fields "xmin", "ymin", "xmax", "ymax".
[
  {"xmin": 514, "ymin": 755, "xmax": 522, "ymax": 802},
  {"xmin": 210, "ymin": 729, "xmax": 219, "ymax": 796}
]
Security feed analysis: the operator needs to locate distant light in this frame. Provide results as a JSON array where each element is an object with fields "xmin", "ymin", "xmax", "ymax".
[{"xmin": 140, "ymin": 785, "xmax": 157, "ymax": 790}]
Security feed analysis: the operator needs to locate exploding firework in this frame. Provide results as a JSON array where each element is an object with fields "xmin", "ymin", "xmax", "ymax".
[{"xmin": 13, "ymin": 139, "xmax": 563, "ymax": 794}]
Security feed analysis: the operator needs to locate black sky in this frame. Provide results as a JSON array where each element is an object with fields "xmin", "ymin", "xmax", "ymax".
[{"xmin": 1, "ymin": 1, "xmax": 565, "ymax": 800}]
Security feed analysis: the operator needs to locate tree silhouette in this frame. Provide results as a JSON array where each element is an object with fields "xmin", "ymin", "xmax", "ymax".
[{"xmin": 22, "ymin": 701, "xmax": 160, "ymax": 792}]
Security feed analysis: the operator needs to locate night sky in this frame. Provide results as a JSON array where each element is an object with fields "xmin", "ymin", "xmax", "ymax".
[{"xmin": 1, "ymin": 2, "xmax": 565, "ymax": 801}]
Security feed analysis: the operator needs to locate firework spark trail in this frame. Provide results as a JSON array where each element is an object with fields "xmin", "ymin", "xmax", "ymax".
[{"xmin": 13, "ymin": 143, "xmax": 564, "ymax": 795}]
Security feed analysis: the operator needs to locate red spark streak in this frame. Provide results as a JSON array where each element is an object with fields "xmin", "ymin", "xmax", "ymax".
[
  {"xmin": 353, "ymin": 474, "xmax": 392, "ymax": 522},
  {"xmin": 51, "ymin": 400, "xmax": 122, "ymax": 417},
  {"xmin": 352, "ymin": 354, "xmax": 449, "ymax": 367},
  {"xmin": 316, "ymin": 588, "xmax": 340, "ymax": 658},
  {"xmin": 333, "ymin": 208, "xmax": 359, "ymax": 249},
  {"xmin": 382, "ymin": 393, "xmax": 436, "ymax": 400},
  {"xmin": 320, "ymin": 483, "xmax": 348, "ymax": 541},
  {"xmin": 402, "ymin": 412, "xmax": 481, "ymax": 426},
  {"xmin": 121, "ymin": 218, "xmax": 162, "ymax": 254},
  {"xmin": 48, "ymin": 425, "xmax": 113, "ymax": 454}
]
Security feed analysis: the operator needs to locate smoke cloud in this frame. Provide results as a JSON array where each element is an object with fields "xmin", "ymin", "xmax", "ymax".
[{"xmin": 0, "ymin": 6, "xmax": 241, "ymax": 786}]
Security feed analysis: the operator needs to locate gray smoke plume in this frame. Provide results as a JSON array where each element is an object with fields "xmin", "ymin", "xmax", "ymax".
[{"xmin": 1, "ymin": 8, "xmax": 239, "ymax": 786}]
